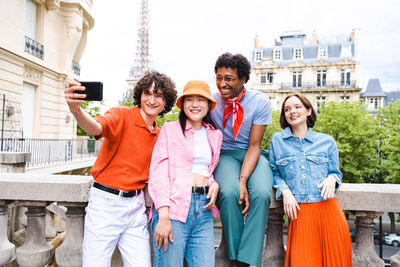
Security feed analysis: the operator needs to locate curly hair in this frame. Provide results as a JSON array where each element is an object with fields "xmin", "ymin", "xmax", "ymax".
[
  {"xmin": 280, "ymin": 93, "xmax": 317, "ymax": 129},
  {"xmin": 214, "ymin": 53, "xmax": 251, "ymax": 82},
  {"xmin": 133, "ymin": 71, "xmax": 177, "ymax": 117}
]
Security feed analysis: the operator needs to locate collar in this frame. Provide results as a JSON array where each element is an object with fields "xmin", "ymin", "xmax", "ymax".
[
  {"xmin": 282, "ymin": 127, "xmax": 314, "ymax": 142},
  {"xmin": 133, "ymin": 107, "xmax": 159, "ymax": 135},
  {"xmin": 184, "ymin": 120, "xmax": 215, "ymax": 132}
]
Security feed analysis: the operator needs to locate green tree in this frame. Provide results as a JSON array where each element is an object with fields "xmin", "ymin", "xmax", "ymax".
[
  {"xmin": 377, "ymin": 100, "xmax": 400, "ymax": 184},
  {"xmin": 314, "ymin": 101, "xmax": 379, "ymax": 183},
  {"xmin": 156, "ymin": 106, "xmax": 180, "ymax": 128},
  {"xmin": 119, "ymin": 89, "xmax": 134, "ymax": 107},
  {"xmin": 262, "ymin": 110, "xmax": 281, "ymax": 150},
  {"xmin": 77, "ymin": 101, "xmax": 105, "ymax": 137}
]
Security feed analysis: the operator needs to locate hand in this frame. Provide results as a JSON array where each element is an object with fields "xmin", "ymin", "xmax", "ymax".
[
  {"xmin": 238, "ymin": 177, "xmax": 249, "ymax": 217},
  {"xmin": 318, "ymin": 175, "xmax": 337, "ymax": 200},
  {"xmin": 65, "ymin": 81, "xmax": 86, "ymax": 113},
  {"xmin": 203, "ymin": 182, "xmax": 219, "ymax": 210},
  {"xmin": 282, "ymin": 188, "xmax": 300, "ymax": 220},
  {"xmin": 154, "ymin": 217, "xmax": 173, "ymax": 252}
]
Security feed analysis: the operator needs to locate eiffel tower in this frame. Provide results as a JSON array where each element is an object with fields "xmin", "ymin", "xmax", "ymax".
[{"xmin": 123, "ymin": 0, "xmax": 151, "ymax": 103}]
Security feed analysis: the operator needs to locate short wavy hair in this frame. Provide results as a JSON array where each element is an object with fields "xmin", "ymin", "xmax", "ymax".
[
  {"xmin": 280, "ymin": 93, "xmax": 317, "ymax": 129},
  {"xmin": 133, "ymin": 71, "xmax": 177, "ymax": 117},
  {"xmin": 214, "ymin": 53, "xmax": 251, "ymax": 82}
]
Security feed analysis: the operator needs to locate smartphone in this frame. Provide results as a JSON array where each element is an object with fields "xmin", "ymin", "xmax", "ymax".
[{"xmin": 76, "ymin": 81, "xmax": 103, "ymax": 101}]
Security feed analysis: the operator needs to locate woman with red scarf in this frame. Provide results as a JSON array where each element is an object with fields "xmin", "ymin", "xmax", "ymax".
[{"xmin": 211, "ymin": 53, "xmax": 274, "ymax": 267}]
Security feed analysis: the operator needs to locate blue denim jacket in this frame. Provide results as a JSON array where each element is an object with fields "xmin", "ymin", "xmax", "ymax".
[{"xmin": 269, "ymin": 127, "xmax": 342, "ymax": 203}]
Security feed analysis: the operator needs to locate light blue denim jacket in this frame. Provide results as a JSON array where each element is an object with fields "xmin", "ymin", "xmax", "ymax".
[{"xmin": 269, "ymin": 127, "xmax": 342, "ymax": 203}]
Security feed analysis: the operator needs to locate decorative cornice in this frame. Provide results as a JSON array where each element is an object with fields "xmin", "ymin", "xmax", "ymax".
[
  {"xmin": 46, "ymin": 0, "xmax": 60, "ymax": 10},
  {"xmin": 23, "ymin": 66, "xmax": 42, "ymax": 85}
]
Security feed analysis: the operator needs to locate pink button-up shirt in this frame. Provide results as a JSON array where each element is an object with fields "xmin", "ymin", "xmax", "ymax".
[{"xmin": 149, "ymin": 120, "xmax": 223, "ymax": 223}]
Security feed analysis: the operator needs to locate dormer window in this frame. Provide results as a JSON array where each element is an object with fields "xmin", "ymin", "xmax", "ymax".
[
  {"xmin": 341, "ymin": 43, "xmax": 352, "ymax": 57},
  {"xmin": 318, "ymin": 46, "xmax": 328, "ymax": 58},
  {"xmin": 255, "ymin": 51, "xmax": 262, "ymax": 61},
  {"xmin": 273, "ymin": 49, "xmax": 282, "ymax": 60},
  {"xmin": 294, "ymin": 48, "xmax": 302, "ymax": 59}
]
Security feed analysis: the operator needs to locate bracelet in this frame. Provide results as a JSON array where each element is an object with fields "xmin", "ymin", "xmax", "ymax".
[{"xmin": 239, "ymin": 175, "xmax": 248, "ymax": 180}]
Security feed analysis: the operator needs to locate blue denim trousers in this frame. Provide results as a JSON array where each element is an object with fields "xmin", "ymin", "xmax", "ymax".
[{"xmin": 151, "ymin": 193, "xmax": 215, "ymax": 267}]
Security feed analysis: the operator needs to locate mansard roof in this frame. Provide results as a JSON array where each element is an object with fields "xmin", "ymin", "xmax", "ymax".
[
  {"xmin": 361, "ymin": 79, "xmax": 387, "ymax": 97},
  {"xmin": 252, "ymin": 30, "xmax": 357, "ymax": 67}
]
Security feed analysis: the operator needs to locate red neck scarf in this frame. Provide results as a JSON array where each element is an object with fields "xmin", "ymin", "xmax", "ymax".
[{"xmin": 222, "ymin": 88, "xmax": 246, "ymax": 140}]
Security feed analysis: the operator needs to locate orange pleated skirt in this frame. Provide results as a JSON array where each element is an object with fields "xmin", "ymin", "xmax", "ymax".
[{"xmin": 285, "ymin": 197, "xmax": 352, "ymax": 267}]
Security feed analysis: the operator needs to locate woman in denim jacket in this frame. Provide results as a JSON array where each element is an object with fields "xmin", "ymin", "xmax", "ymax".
[
  {"xmin": 149, "ymin": 80, "xmax": 223, "ymax": 267},
  {"xmin": 269, "ymin": 93, "xmax": 352, "ymax": 266}
]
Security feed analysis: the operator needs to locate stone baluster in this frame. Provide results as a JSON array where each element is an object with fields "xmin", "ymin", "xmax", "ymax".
[
  {"xmin": 55, "ymin": 203, "xmax": 86, "ymax": 267},
  {"xmin": 16, "ymin": 204, "xmax": 53, "ymax": 267},
  {"xmin": 262, "ymin": 207, "xmax": 285, "ymax": 267},
  {"xmin": 45, "ymin": 207, "xmax": 58, "ymax": 239},
  {"xmin": 0, "ymin": 201, "xmax": 15, "ymax": 266},
  {"xmin": 352, "ymin": 211, "xmax": 384, "ymax": 267},
  {"xmin": 391, "ymin": 251, "xmax": 400, "ymax": 267},
  {"xmin": 215, "ymin": 228, "xmax": 235, "ymax": 267}
]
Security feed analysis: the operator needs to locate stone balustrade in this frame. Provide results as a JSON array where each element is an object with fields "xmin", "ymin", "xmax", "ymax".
[{"xmin": 0, "ymin": 173, "xmax": 400, "ymax": 266}]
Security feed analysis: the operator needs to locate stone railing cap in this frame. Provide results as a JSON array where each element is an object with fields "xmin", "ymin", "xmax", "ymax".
[{"xmin": 0, "ymin": 173, "xmax": 93, "ymax": 202}]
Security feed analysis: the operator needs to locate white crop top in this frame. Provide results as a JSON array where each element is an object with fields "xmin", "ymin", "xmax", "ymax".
[{"xmin": 192, "ymin": 126, "xmax": 212, "ymax": 177}]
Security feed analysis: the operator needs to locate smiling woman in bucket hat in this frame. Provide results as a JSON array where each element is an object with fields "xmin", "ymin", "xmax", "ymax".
[
  {"xmin": 176, "ymin": 80, "xmax": 217, "ymax": 111},
  {"xmin": 149, "ymin": 80, "xmax": 222, "ymax": 267}
]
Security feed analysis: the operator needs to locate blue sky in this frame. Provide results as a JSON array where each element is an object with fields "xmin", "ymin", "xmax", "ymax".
[{"xmin": 80, "ymin": 0, "xmax": 400, "ymax": 108}]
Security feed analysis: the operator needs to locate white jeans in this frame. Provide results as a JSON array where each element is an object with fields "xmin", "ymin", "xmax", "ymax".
[{"xmin": 82, "ymin": 186, "xmax": 151, "ymax": 267}]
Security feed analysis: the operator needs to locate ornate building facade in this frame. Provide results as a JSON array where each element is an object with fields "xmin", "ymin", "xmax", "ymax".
[
  {"xmin": 248, "ymin": 29, "xmax": 361, "ymax": 111},
  {"xmin": 0, "ymin": 0, "xmax": 94, "ymax": 138}
]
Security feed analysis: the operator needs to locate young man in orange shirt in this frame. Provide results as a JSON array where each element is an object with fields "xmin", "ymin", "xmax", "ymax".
[{"xmin": 65, "ymin": 71, "xmax": 177, "ymax": 267}]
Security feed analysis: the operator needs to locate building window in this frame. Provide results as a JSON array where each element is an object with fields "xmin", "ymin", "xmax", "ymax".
[
  {"xmin": 261, "ymin": 72, "xmax": 273, "ymax": 84},
  {"xmin": 267, "ymin": 72, "xmax": 273, "ymax": 83},
  {"xmin": 368, "ymin": 98, "xmax": 380, "ymax": 110},
  {"xmin": 25, "ymin": 0, "xmax": 44, "ymax": 59},
  {"xmin": 340, "ymin": 69, "xmax": 351, "ymax": 87},
  {"xmin": 255, "ymin": 51, "xmax": 262, "ymax": 61},
  {"xmin": 341, "ymin": 43, "xmax": 352, "ymax": 57},
  {"xmin": 273, "ymin": 49, "xmax": 282, "ymax": 60},
  {"xmin": 260, "ymin": 72, "xmax": 266, "ymax": 84},
  {"xmin": 340, "ymin": 96, "xmax": 350, "ymax": 102},
  {"xmin": 316, "ymin": 70, "xmax": 327, "ymax": 87},
  {"xmin": 294, "ymin": 48, "xmax": 302, "ymax": 59},
  {"xmin": 292, "ymin": 71, "xmax": 302, "ymax": 88},
  {"xmin": 25, "ymin": 0, "xmax": 37, "ymax": 39},
  {"xmin": 318, "ymin": 46, "xmax": 328, "ymax": 58},
  {"xmin": 316, "ymin": 96, "xmax": 326, "ymax": 113}
]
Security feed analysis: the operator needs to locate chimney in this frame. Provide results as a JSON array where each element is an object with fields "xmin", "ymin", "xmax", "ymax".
[
  {"xmin": 312, "ymin": 30, "xmax": 318, "ymax": 45},
  {"xmin": 350, "ymin": 29, "xmax": 356, "ymax": 42},
  {"xmin": 254, "ymin": 35, "xmax": 260, "ymax": 48}
]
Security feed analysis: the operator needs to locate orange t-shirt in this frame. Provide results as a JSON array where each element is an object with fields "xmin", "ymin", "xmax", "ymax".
[{"xmin": 91, "ymin": 106, "xmax": 159, "ymax": 191}]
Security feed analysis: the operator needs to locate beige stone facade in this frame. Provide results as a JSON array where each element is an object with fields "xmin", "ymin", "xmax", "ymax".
[
  {"xmin": 0, "ymin": 0, "xmax": 94, "ymax": 138},
  {"xmin": 248, "ymin": 30, "xmax": 362, "ymax": 111}
]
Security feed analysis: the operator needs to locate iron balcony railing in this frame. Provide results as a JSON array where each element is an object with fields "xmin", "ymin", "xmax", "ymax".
[
  {"xmin": 24, "ymin": 36, "xmax": 44, "ymax": 60},
  {"xmin": 72, "ymin": 61, "xmax": 81, "ymax": 76},
  {"xmin": 280, "ymin": 80, "xmax": 358, "ymax": 90},
  {"xmin": 0, "ymin": 138, "xmax": 102, "ymax": 168}
]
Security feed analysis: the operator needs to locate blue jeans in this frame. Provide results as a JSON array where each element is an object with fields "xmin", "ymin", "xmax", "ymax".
[{"xmin": 151, "ymin": 193, "xmax": 215, "ymax": 267}]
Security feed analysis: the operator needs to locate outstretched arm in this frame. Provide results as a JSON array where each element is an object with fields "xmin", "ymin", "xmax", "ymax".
[{"xmin": 65, "ymin": 81, "xmax": 102, "ymax": 136}]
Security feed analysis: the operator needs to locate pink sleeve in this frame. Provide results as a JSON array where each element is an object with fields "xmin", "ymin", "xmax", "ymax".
[
  {"xmin": 148, "ymin": 125, "xmax": 171, "ymax": 210},
  {"xmin": 208, "ymin": 130, "xmax": 223, "ymax": 186}
]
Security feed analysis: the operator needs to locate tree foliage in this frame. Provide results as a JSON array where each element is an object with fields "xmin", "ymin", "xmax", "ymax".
[
  {"xmin": 77, "ymin": 101, "xmax": 105, "ymax": 137},
  {"xmin": 313, "ymin": 101, "xmax": 379, "ymax": 183},
  {"xmin": 156, "ymin": 106, "xmax": 180, "ymax": 128},
  {"xmin": 377, "ymin": 100, "xmax": 400, "ymax": 184}
]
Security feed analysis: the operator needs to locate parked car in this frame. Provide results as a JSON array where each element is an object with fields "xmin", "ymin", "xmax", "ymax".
[
  {"xmin": 350, "ymin": 229, "xmax": 380, "ymax": 242},
  {"xmin": 384, "ymin": 233, "xmax": 400, "ymax": 247}
]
